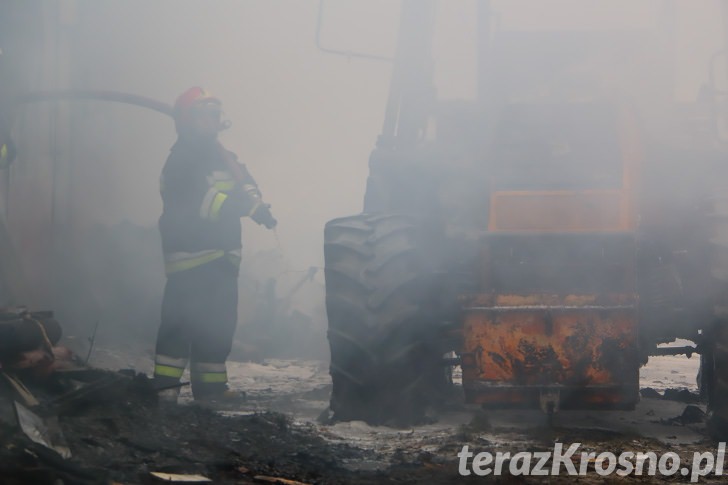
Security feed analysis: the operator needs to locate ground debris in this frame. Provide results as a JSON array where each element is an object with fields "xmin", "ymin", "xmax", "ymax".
[
  {"xmin": 640, "ymin": 387, "xmax": 702, "ymax": 404},
  {"xmin": 149, "ymin": 471, "xmax": 212, "ymax": 483},
  {"xmin": 0, "ymin": 366, "xmax": 369, "ymax": 484},
  {"xmin": 254, "ymin": 475, "xmax": 311, "ymax": 484},
  {"xmin": 663, "ymin": 388, "xmax": 701, "ymax": 404},
  {"xmin": 1, "ymin": 350, "xmax": 718, "ymax": 484},
  {"xmin": 662, "ymin": 404, "xmax": 707, "ymax": 426},
  {"xmin": 59, "ymin": 401, "xmax": 363, "ymax": 484}
]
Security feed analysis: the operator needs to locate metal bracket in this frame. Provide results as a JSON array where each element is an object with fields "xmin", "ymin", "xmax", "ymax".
[
  {"xmin": 316, "ymin": 0, "xmax": 394, "ymax": 62},
  {"xmin": 539, "ymin": 388, "xmax": 560, "ymax": 415}
]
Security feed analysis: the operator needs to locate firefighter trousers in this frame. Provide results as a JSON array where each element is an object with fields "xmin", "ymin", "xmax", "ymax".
[{"xmin": 154, "ymin": 256, "xmax": 239, "ymax": 398}]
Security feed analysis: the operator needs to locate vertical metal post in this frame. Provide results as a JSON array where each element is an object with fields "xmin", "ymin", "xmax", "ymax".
[
  {"xmin": 476, "ymin": 0, "xmax": 492, "ymax": 104},
  {"xmin": 660, "ymin": 0, "xmax": 677, "ymax": 102},
  {"xmin": 379, "ymin": 0, "xmax": 435, "ymax": 147},
  {"xmin": 722, "ymin": 0, "xmax": 728, "ymax": 131}
]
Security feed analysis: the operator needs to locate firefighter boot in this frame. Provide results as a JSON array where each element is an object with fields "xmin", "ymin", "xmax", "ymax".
[
  {"xmin": 158, "ymin": 386, "xmax": 181, "ymax": 405},
  {"xmin": 194, "ymin": 386, "xmax": 247, "ymax": 410}
]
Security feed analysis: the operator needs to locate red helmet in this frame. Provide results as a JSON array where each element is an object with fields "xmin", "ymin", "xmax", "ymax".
[{"xmin": 173, "ymin": 86, "xmax": 221, "ymax": 133}]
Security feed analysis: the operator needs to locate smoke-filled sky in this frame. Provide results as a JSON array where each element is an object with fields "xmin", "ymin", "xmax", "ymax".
[
  {"xmin": 60, "ymin": 0, "xmax": 397, "ymax": 271},
  {"xmin": 48, "ymin": 0, "xmax": 726, "ymax": 270},
  {"xmin": 6, "ymin": 0, "xmax": 728, "ymax": 314}
]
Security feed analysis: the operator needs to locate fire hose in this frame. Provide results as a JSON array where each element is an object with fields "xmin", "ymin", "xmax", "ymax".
[{"xmin": 14, "ymin": 89, "xmax": 250, "ymax": 183}]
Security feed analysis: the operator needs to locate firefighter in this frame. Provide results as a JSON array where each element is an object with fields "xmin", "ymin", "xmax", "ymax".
[
  {"xmin": 0, "ymin": 138, "xmax": 16, "ymax": 169},
  {"xmin": 153, "ymin": 86, "xmax": 276, "ymax": 404},
  {"xmin": 0, "ymin": 46, "xmax": 13, "ymax": 170}
]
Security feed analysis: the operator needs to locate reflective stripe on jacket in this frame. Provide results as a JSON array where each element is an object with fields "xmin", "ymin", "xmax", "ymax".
[{"xmin": 158, "ymin": 137, "xmax": 261, "ymax": 274}]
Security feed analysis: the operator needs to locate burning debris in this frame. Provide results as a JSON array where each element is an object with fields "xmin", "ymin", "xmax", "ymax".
[
  {"xmin": 0, "ymin": 309, "xmax": 73, "ymax": 377},
  {"xmin": 0, "ymin": 312, "xmax": 356, "ymax": 484}
]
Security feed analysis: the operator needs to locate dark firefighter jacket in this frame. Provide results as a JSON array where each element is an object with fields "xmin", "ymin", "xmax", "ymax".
[{"xmin": 158, "ymin": 137, "xmax": 262, "ymax": 274}]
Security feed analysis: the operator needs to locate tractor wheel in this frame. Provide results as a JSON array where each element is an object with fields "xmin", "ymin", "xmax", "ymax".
[
  {"xmin": 706, "ymin": 194, "xmax": 728, "ymax": 437},
  {"xmin": 324, "ymin": 213, "xmax": 445, "ymax": 425},
  {"xmin": 705, "ymin": 319, "xmax": 728, "ymax": 438}
]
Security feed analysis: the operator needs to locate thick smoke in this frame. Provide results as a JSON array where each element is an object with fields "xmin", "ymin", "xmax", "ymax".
[
  {"xmin": 2, "ymin": 0, "xmax": 399, "ymax": 359},
  {"xmin": 2, "ymin": 0, "xmax": 728, "ymax": 363}
]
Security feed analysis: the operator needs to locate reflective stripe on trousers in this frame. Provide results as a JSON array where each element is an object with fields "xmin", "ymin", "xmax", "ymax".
[
  {"xmin": 163, "ymin": 249, "xmax": 240, "ymax": 274},
  {"xmin": 191, "ymin": 362, "xmax": 228, "ymax": 384},
  {"xmin": 154, "ymin": 354, "xmax": 188, "ymax": 379}
]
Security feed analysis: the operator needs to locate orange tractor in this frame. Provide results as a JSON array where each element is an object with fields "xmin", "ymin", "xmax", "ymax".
[{"xmin": 322, "ymin": 0, "xmax": 728, "ymax": 427}]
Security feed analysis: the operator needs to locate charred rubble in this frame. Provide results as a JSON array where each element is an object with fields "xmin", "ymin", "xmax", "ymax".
[{"xmin": 0, "ymin": 309, "xmax": 376, "ymax": 485}]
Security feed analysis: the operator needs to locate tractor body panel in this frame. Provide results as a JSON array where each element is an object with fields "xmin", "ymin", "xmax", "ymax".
[
  {"xmin": 457, "ymin": 103, "xmax": 643, "ymax": 410},
  {"xmin": 461, "ymin": 293, "xmax": 639, "ymax": 409}
]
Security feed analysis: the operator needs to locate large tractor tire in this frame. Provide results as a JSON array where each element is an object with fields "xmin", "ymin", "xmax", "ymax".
[
  {"xmin": 706, "ymin": 193, "xmax": 728, "ymax": 437},
  {"xmin": 324, "ymin": 213, "xmax": 445, "ymax": 425}
]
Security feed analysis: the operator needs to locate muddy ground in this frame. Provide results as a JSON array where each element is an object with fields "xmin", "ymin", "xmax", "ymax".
[
  {"xmin": 5, "ymin": 341, "xmax": 724, "ymax": 484},
  {"xmin": 15, "ymin": 341, "xmax": 710, "ymax": 484}
]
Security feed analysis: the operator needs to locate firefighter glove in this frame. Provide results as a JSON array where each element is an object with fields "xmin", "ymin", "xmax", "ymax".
[
  {"xmin": 251, "ymin": 203, "xmax": 277, "ymax": 229},
  {"xmin": 0, "ymin": 139, "xmax": 17, "ymax": 169}
]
